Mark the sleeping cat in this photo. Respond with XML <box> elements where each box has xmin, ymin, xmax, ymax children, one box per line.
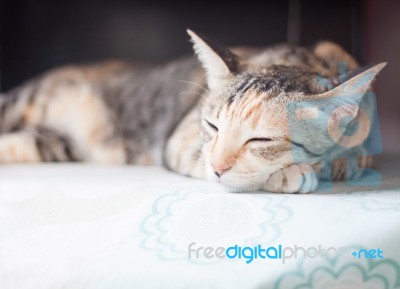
<box><xmin>0</xmin><ymin>30</ymin><xmax>385</xmax><ymax>193</ymax></box>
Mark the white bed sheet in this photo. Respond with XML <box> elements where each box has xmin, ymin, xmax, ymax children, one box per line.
<box><xmin>0</xmin><ymin>156</ymin><xmax>400</xmax><ymax>289</ymax></box>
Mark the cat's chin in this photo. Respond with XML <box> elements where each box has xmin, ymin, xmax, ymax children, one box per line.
<box><xmin>205</xmin><ymin>165</ymin><xmax>265</xmax><ymax>192</ymax></box>
<box><xmin>205</xmin><ymin>164</ymin><xmax>266</xmax><ymax>191</ymax></box>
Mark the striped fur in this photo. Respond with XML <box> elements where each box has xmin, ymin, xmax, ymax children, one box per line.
<box><xmin>0</xmin><ymin>31</ymin><xmax>385</xmax><ymax>193</ymax></box>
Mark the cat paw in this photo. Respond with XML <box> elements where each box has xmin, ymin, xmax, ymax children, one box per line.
<box><xmin>264</xmin><ymin>163</ymin><xmax>318</xmax><ymax>193</ymax></box>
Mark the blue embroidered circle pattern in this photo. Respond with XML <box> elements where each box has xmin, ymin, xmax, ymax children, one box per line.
<box><xmin>178</xmin><ymin>196</ymin><xmax>252</xmax><ymax>242</ymax></box>
<box><xmin>139</xmin><ymin>188</ymin><xmax>292</xmax><ymax>262</ymax></box>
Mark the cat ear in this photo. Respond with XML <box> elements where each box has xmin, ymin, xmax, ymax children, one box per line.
<box><xmin>187</xmin><ymin>29</ymin><xmax>241</xmax><ymax>91</ymax></box>
<box><xmin>310</xmin><ymin>62</ymin><xmax>387</xmax><ymax>122</ymax></box>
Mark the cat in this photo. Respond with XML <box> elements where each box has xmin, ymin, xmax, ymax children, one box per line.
<box><xmin>0</xmin><ymin>29</ymin><xmax>386</xmax><ymax>193</ymax></box>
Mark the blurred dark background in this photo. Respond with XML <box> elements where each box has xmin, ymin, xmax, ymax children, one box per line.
<box><xmin>1</xmin><ymin>0</ymin><xmax>399</xmax><ymax>153</ymax></box>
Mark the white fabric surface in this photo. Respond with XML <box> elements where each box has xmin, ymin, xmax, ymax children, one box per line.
<box><xmin>0</xmin><ymin>157</ymin><xmax>400</xmax><ymax>289</ymax></box>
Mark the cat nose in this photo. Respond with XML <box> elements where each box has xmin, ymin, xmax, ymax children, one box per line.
<box><xmin>211</xmin><ymin>163</ymin><xmax>232</xmax><ymax>177</ymax></box>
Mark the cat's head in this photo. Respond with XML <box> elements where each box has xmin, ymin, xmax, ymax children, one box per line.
<box><xmin>187</xmin><ymin>30</ymin><xmax>386</xmax><ymax>191</ymax></box>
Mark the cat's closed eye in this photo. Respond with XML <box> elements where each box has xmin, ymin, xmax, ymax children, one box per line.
<box><xmin>246</xmin><ymin>138</ymin><xmax>273</xmax><ymax>144</ymax></box>
<box><xmin>205</xmin><ymin>120</ymin><xmax>218</xmax><ymax>132</ymax></box>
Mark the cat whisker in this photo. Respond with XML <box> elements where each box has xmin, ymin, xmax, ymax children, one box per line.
<box><xmin>179</xmin><ymin>80</ymin><xmax>209</xmax><ymax>93</ymax></box>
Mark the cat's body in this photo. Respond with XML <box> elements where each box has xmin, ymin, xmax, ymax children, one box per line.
<box><xmin>0</xmin><ymin>57</ymin><xmax>203</xmax><ymax>165</ymax></box>
<box><xmin>0</xmin><ymin>30</ymin><xmax>385</xmax><ymax>193</ymax></box>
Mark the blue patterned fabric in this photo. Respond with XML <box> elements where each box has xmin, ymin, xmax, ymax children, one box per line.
<box><xmin>0</xmin><ymin>164</ymin><xmax>399</xmax><ymax>289</ymax></box>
